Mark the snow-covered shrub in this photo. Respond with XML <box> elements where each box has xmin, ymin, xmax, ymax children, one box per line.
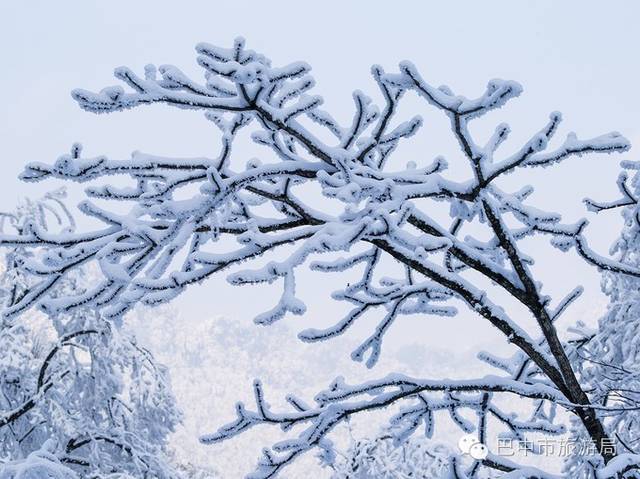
<box><xmin>0</xmin><ymin>440</ymin><xmax>77</xmax><ymax>479</ymax></box>
<box><xmin>329</xmin><ymin>433</ymin><xmax>456</xmax><ymax>478</ymax></box>
<box><xmin>0</xmin><ymin>192</ymin><xmax>181</xmax><ymax>478</ymax></box>
<box><xmin>564</xmin><ymin>166</ymin><xmax>640</xmax><ymax>479</ymax></box>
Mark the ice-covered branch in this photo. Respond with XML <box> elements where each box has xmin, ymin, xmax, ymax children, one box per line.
<box><xmin>2</xmin><ymin>38</ymin><xmax>634</xmax><ymax>477</ymax></box>
<box><xmin>202</xmin><ymin>374</ymin><xmax>565</xmax><ymax>478</ymax></box>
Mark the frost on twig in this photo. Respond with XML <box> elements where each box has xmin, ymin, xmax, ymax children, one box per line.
<box><xmin>0</xmin><ymin>194</ymin><xmax>181</xmax><ymax>478</ymax></box>
<box><xmin>2</xmin><ymin>38</ymin><xmax>634</xmax><ymax>478</ymax></box>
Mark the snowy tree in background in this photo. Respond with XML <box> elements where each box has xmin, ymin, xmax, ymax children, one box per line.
<box><xmin>562</xmin><ymin>165</ymin><xmax>640</xmax><ymax>478</ymax></box>
<box><xmin>132</xmin><ymin>306</ymin><xmax>441</xmax><ymax>477</ymax></box>
<box><xmin>328</xmin><ymin>432</ymin><xmax>458</xmax><ymax>478</ymax></box>
<box><xmin>0</xmin><ymin>440</ymin><xmax>78</xmax><ymax>479</ymax></box>
<box><xmin>0</xmin><ymin>192</ymin><xmax>181</xmax><ymax>478</ymax></box>
<box><xmin>2</xmin><ymin>38</ymin><xmax>639</xmax><ymax>478</ymax></box>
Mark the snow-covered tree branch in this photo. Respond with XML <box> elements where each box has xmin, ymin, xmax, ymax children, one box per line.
<box><xmin>0</xmin><ymin>192</ymin><xmax>181</xmax><ymax>478</ymax></box>
<box><xmin>2</xmin><ymin>38</ymin><xmax>637</xmax><ymax>478</ymax></box>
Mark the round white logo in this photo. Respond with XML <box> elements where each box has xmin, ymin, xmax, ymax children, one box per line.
<box><xmin>457</xmin><ymin>434</ymin><xmax>489</xmax><ymax>460</ymax></box>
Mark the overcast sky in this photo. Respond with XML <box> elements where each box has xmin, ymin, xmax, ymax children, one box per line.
<box><xmin>2</xmin><ymin>1</ymin><xmax>640</xmax><ymax>474</ymax></box>
<box><xmin>2</xmin><ymin>0</ymin><xmax>640</xmax><ymax>345</ymax></box>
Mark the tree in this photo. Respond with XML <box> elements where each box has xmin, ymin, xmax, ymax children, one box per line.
<box><xmin>1</xmin><ymin>38</ymin><xmax>638</xmax><ymax>478</ymax></box>
<box><xmin>131</xmin><ymin>306</ymin><xmax>425</xmax><ymax>477</ymax></box>
<box><xmin>562</xmin><ymin>166</ymin><xmax>640</xmax><ymax>478</ymax></box>
<box><xmin>0</xmin><ymin>440</ymin><xmax>78</xmax><ymax>479</ymax></box>
<box><xmin>328</xmin><ymin>431</ymin><xmax>458</xmax><ymax>479</ymax></box>
<box><xmin>0</xmin><ymin>192</ymin><xmax>181</xmax><ymax>478</ymax></box>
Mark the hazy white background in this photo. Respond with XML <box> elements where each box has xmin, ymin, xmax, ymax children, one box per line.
<box><xmin>1</xmin><ymin>1</ymin><xmax>639</xmax><ymax>476</ymax></box>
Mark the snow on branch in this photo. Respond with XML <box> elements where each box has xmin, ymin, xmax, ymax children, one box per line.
<box><xmin>1</xmin><ymin>38</ymin><xmax>634</xmax><ymax>477</ymax></box>
<box><xmin>201</xmin><ymin>374</ymin><xmax>565</xmax><ymax>479</ymax></box>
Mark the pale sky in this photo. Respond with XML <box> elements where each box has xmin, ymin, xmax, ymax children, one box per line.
<box><xmin>2</xmin><ymin>0</ymin><xmax>639</xmax><ymax>353</ymax></box>
<box><xmin>2</xmin><ymin>1</ymin><xmax>640</xmax><ymax>475</ymax></box>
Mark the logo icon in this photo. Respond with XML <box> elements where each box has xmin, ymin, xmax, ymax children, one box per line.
<box><xmin>457</xmin><ymin>434</ymin><xmax>489</xmax><ymax>460</ymax></box>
